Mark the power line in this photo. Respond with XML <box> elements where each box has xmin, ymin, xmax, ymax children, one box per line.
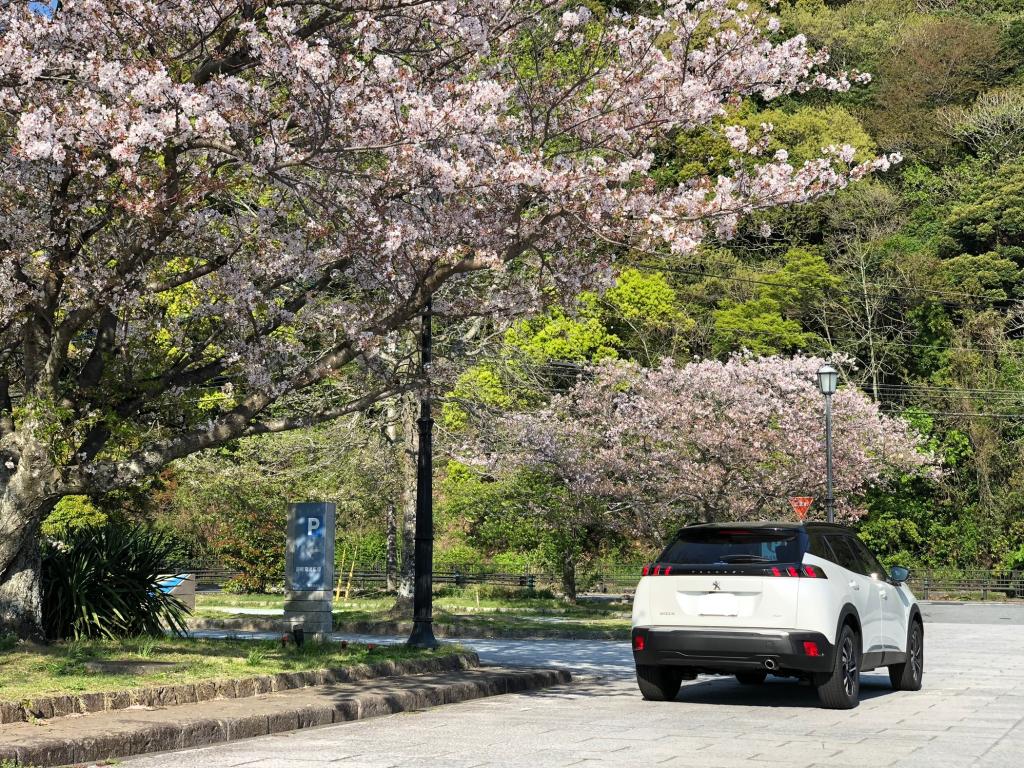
<box><xmin>447</xmin><ymin>359</ymin><xmax>1024</xmax><ymax>402</ymax></box>
<box><xmin>649</xmin><ymin>311</ymin><xmax>1021</xmax><ymax>356</ymax></box>
<box><xmin>877</xmin><ymin>383</ymin><xmax>1024</xmax><ymax>395</ymax></box>
<box><xmin>881</xmin><ymin>408</ymin><xmax>1024</xmax><ymax>420</ymax></box>
<box><xmin>631</xmin><ymin>257</ymin><xmax>1022</xmax><ymax>308</ymax></box>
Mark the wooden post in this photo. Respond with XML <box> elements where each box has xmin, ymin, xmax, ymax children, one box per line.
<box><xmin>344</xmin><ymin>559</ymin><xmax>355</xmax><ymax>601</ymax></box>
<box><xmin>334</xmin><ymin>544</ymin><xmax>348</xmax><ymax>601</ymax></box>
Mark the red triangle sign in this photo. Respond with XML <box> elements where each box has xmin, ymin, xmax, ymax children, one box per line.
<box><xmin>789</xmin><ymin>496</ymin><xmax>814</xmax><ymax>520</ymax></box>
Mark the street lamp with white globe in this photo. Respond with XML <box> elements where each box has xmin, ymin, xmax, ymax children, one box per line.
<box><xmin>816</xmin><ymin>364</ymin><xmax>839</xmax><ymax>524</ymax></box>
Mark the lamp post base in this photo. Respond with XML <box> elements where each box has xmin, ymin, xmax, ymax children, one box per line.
<box><xmin>406</xmin><ymin>619</ymin><xmax>439</xmax><ymax>649</ymax></box>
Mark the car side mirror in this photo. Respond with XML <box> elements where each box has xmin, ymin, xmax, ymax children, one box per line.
<box><xmin>889</xmin><ymin>566</ymin><xmax>910</xmax><ymax>584</ymax></box>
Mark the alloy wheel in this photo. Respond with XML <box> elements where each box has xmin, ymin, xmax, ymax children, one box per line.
<box><xmin>841</xmin><ymin>636</ymin><xmax>858</xmax><ymax>697</ymax></box>
<box><xmin>910</xmin><ymin>627</ymin><xmax>923</xmax><ymax>682</ymax></box>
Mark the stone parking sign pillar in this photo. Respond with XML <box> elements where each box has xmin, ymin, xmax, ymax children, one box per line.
<box><xmin>284</xmin><ymin>502</ymin><xmax>336</xmax><ymax>640</ymax></box>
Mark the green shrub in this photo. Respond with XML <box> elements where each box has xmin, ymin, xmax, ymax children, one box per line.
<box><xmin>41</xmin><ymin>525</ymin><xmax>190</xmax><ymax>640</ymax></box>
<box><xmin>336</xmin><ymin>530</ymin><xmax>387</xmax><ymax>567</ymax></box>
<box><xmin>223</xmin><ymin>575</ymin><xmax>284</xmax><ymax>594</ymax></box>
<box><xmin>474</xmin><ymin>585</ymin><xmax>554</xmax><ymax>600</ymax></box>
<box><xmin>490</xmin><ymin>550</ymin><xmax>542</xmax><ymax>572</ymax></box>
<box><xmin>212</xmin><ymin>501</ymin><xmax>286</xmax><ymax>594</ymax></box>
<box><xmin>434</xmin><ymin>542</ymin><xmax>485</xmax><ymax>568</ymax></box>
<box><xmin>999</xmin><ymin>543</ymin><xmax>1024</xmax><ymax>573</ymax></box>
<box><xmin>41</xmin><ymin>495</ymin><xmax>108</xmax><ymax>539</ymax></box>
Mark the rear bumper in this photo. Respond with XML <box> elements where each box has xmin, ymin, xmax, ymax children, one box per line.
<box><xmin>632</xmin><ymin>626</ymin><xmax>833</xmax><ymax>675</ymax></box>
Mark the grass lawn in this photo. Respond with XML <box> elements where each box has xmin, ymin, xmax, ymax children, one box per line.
<box><xmin>196</xmin><ymin>593</ymin><xmax>290</xmax><ymax>609</ymax></box>
<box><xmin>415</xmin><ymin>611</ymin><xmax>631</xmax><ymax>637</ymax></box>
<box><xmin>194</xmin><ymin>589</ymin><xmax>634</xmax><ymax>637</ymax></box>
<box><xmin>198</xmin><ymin>589</ymin><xmax>633</xmax><ymax>616</ymax></box>
<box><xmin>0</xmin><ymin>635</ymin><xmax>460</xmax><ymax>702</ymax></box>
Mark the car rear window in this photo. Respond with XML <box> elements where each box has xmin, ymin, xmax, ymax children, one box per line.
<box><xmin>659</xmin><ymin>528</ymin><xmax>806</xmax><ymax>565</ymax></box>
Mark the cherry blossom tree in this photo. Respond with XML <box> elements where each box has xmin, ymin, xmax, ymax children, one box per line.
<box><xmin>0</xmin><ymin>0</ymin><xmax>897</xmax><ymax>635</ymax></box>
<box><xmin>504</xmin><ymin>356</ymin><xmax>936</xmax><ymax>541</ymax></box>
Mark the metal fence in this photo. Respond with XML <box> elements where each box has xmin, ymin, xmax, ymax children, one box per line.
<box><xmin>169</xmin><ymin>562</ymin><xmax>1024</xmax><ymax>600</ymax></box>
<box><xmin>909</xmin><ymin>569</ymin><xmax>1024</xmax><ymax>600</ymax></box>
<box><xmin>171</xmin><ymin>561</ymin><xmax>645</xmax><ymax>594</ymax></box>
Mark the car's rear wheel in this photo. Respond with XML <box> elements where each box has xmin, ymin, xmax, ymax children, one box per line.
<box><xmin>735</xmin><ymin>671</ymin><xmax>768</xmax><ymax>685</ymax></box>
<box><xmin>814</xmin><ymin>625</ymin><xmax>861</xmax><ymax>709</ymax></box>
<box><xmin>635</xmin><ymin>664</ymin><xmax>684</xmax><ymax>701</ymax></box>
<box><xmin>888</xmin><ymin>620</ymin><xmax>924</xmax><ymax>691</ymax></box>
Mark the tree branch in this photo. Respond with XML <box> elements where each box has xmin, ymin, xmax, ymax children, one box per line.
<box><xmin>241</xmin><ymin>384</ymin><xmax>410</xmax><ymax>437</ymax></box>
<box><xmin>76</xmin><ymin>310</ymin><xmax>117</xmax><ymax>391</ymax></box>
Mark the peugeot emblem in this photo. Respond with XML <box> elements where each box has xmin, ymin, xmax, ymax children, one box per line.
<box><xmin>712</xmin><ymin>581</ymin><xmax>721</xmax><ymax>591</ymax></box>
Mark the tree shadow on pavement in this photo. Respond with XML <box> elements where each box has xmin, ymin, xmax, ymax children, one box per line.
<box><xmin>515</xmin><ymin>669</ymin><xmax>900</xmax><ymax>709</ymax></box>
<box><xmin>668</xmin><ymin>672</ymin><xmax>897</xmax><ymax>708</ymax></box>
<box><xmin>464</xmin><ymin>637</ymin><xmax>635</xmax><ymax>678</ymax></box>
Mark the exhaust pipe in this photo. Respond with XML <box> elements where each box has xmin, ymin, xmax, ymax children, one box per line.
<box><xmin>763</xmin><ymin>658</ymin><xmax>778</xmax><ymax>671</ymax></box>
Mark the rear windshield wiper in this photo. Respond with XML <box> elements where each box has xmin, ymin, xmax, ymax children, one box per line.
<box><xmin>718</xmin><ymin>554</ymin><xmax>771</xmax><ymax>563</ymax></box>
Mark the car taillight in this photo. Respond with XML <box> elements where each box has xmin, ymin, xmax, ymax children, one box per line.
<box><xmin>641</xmin><ymin>563</ymin><xmax>677</xmax><ymax>577</ymax></box>
<box><xmin>633</xmin><ymin>634</ymin><xmax>645</xmax><ymax>651</ymax></box>
<box><xmin>803</xmin><ymin>641</ymin><xmax>820</xmax><ymax>657</ymax></box>
<box><xmin>766</xmin><ymin>565</ymin><xmax>827</xmax><ymax>578</ymax></box>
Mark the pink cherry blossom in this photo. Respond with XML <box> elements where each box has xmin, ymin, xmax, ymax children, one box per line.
<box><xmin>501</xmin><ymin>356</ymin><xmax>936</xmax><ymax>540</ymax></box>
<box><xmin>0</xmin><ymin>0</ymin><xmax>898</xmax><ymax>633</ymax></box>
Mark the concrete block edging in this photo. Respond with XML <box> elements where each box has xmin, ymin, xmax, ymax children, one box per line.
<box><xmin>0</xmin><ymin>650</ymin><xmax>480</xmax><ymax>725</ymax></box>
<box><xmin>0</xmin><ymin>666</ymin><xmax>571</xmax><ymax>767</ymax></box>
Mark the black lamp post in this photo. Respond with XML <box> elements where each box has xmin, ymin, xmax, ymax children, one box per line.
<box><xmin>407</xmin><ymin>298</ymin><xmax>439</xmax><ymax>649</ymax></box>
<box><xmin>816</xmin><ymin>364</ymin><xmax>838</xmax><ymax>525</ymax></box>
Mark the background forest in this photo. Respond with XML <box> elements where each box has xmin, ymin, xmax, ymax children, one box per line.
<box><xmin>47</xmin><ymin>0</ymin><xmax>1024</xmax><ymax>594</ymax></box>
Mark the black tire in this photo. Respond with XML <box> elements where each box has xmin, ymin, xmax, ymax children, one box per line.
<box><xmin>735</xmin><ymin>671</ymin><xmax>768</xmax><ymax>685</ymax></box>
<box><xmin>814</xmin><ymin>625</ymin><xmax>861</xmax><ymax>709</ymax></box>
<box><xmin>636</xmin><ymin>664</ymin><xmax>684</xmax><ymax>701</ymax></box>
<box><xmin>888</xmin><ymin>620</ymin><xmax>924</xmax><ymax>691</ymax></box>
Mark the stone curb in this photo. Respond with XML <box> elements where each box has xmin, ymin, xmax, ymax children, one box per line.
<box><xmin>0</xmin><ymin>666</ymin><xmax>571</xmax><ymax>767</ymax></box>
<box><xmin>189</xmin><ymin>616</ymin><xmax>631</xmax><ymax>641</ymax></box>
<box><xmin>0</xmin><ymin>651</ymin><xmax>479</xmax><ymax>725</ymax></box>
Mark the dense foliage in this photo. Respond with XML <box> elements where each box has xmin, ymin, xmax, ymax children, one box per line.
<box><xmin>41</xmin><ymin>526</ymin><xmax>189</xmax><ymax>640</ymax></box>
<box><xmin>438</xmin><ymin>0</ymin><xmax>1024</xmax><ymax>578</ymax></box>
<box><xmin>9</xmin><ymin>0</ymin><xmax>1024</xmax><ymax>611</ymax></box>
<box><xmin>165</xmin><ymin>421</ymin><xmax>398</xmax><ymax>592</ymax></box>
<box><xmin>0</xmin><ymin>0</ymin><xmax>892</xmax><ymax>633</ymax></box>
<box><xmin>500</xmin><ymin>356</ymin><xmax>934</xmax><ymax>533</ymax></box>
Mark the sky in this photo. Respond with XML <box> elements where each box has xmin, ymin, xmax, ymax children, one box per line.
<box><xmin>28</xmin><ymin>0</ymin><xmax>57</xmax><ymax>18</ymax></box>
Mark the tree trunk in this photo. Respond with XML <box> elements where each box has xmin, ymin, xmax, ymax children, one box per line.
<box><xmin>385</xmin><ymin>502</ymin><xmax>398</xmax><ymax>593</ymax></box>
<box><xmin>383</xmin><ymin>395</ymin><xmax>417</xmax><ymax>611</ymax></box>
<box><xmin>561</xmin><ymin>548</ymin><xmax>577</xmax><ymax>604</ymax></box>
<box><xmin>0</xmin><ymin>527</ymin><xmax>44</xmax><ymax>639</ymax></box>
<box><xmin>397</xmin><ymin>394</ymin><xmax>418</xmax><ymax>601</ymax></box>
<box><xmin>0</xmin><ymin>447</ymin><xmax>56</xmax><ymax>639</ymax></box>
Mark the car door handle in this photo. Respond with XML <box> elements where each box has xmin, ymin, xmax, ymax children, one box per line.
<box><xmin>848</xmin><ymin>581</ymin><xmax>860</xmax><ymax>591</ymax></box>
<box><xmin>880</xmin><ymin>590</ymin><xmax>889</xmax><ymax>599</ymax></box>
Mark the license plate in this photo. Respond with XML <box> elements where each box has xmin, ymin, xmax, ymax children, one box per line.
<box><xmin>698</xmin><ymin>592</ymin><xmax>739</xmax><ymax>616</ymax></box>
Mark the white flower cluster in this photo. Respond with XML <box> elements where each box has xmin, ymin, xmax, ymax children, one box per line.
<box><xmin>0</xmin><ymin>0</ymin><xmax>889</xmax><ymax>500</ymax></box>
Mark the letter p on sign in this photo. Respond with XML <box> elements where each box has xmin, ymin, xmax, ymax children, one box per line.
<box><xmin>307</xmin><ymin>516</ymin><xmax>321</xmax><ymax>537</ymax></box>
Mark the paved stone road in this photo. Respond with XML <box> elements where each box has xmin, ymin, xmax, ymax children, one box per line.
<box><xmin>124</xmin><ymin>612</ymin><xmax>1023</xmax><ymax>768</ymax></box>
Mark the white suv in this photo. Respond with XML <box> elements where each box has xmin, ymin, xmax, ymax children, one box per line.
<box><xmin>631</xmin><ymin>522</ymin><xmax>923</xmax><ymax>709</ymax></box>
